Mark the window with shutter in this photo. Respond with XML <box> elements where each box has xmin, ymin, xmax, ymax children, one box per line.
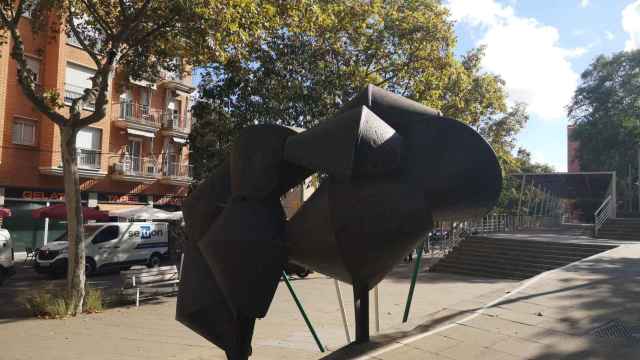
<box><xmin>64</xmin><ymin>62</ymin><xmax>96</xmax><ymax>110</ymax></box>
<box><xmin>12</xmin><ymin>119</ymin><xmax>36</xmax><ymax>146</ymax></box>
<box><xmin>25</xmin><ymin>57</ymin><xmax>41</xmax><ymax>83</ymax></box>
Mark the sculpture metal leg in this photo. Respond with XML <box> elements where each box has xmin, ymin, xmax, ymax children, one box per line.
<box><xmin>353</xmin><ymin>282</ymin><xmax>370</xmax><ymax>343</ymax></box>
<box><xmin>224</xmin><ymin>317</ymin><xmax>255</xmax><ymax>360</ymax></box>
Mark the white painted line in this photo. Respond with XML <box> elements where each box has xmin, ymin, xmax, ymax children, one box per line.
<box><xmin>355</xmin><ymin>246</ymin><xmax>620</xmax><ymax>360</ymax></box>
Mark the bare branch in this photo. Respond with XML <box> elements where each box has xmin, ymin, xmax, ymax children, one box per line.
<box><xmin>67</xmin><ymin>9</ymin><xmax>101</xmax><ymax>67</ymax></box>
<box><xmin>78</xmin><ymin>0</ymin><xmax>114</xmax><ymax>37</ymax></box>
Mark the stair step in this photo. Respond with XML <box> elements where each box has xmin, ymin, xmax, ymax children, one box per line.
<box><xmin>431</xmin><ymin>262</ymin><xmax>536</xmax><ymax>280</ymax></box>
<box><xmin>469</xmin><ymin>237</ymin><xmax>613</xmax><ymax>251</ymax></box>
<box><xmin>434</xmin><ymin>259</ymin><xmax>558</xmax><ymax>274</ymax></box>
<box><xmin>448</xmin><ymin>245</ymin><xmax>589</xmax><ymax>258</ymax></box>
<box><xmin>457</xmin><ymin>244</ymin><xmax>610</xmax><ymax>257</ymax></box>
<box><xmin>441</xmin><ymin>253</ymin><xmax>576</xmax><ymax>268</ymax></box>
<box><xmin>430</xmin><ymin>236</ymin><xmax>614</xmax><ymax>280</ymax></box>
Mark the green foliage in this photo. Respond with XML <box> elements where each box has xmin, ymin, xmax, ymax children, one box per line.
<box><xmin>22</xmin><ymin>287</ymin><xmax>69</xmax><ymax>318</ymax></box>
<box><xmin>84</xmin><ymin>287</ymin><xmax>103</xmax><ymax>313</ymax></box>
<box><xmin>21</xmin><ymin>285</ymin><xmax>103</xmax><ymax>318</ymax></box>
<box><xmin>568</xmin><ymin>50</ymin><xmax>640</xmax><ymax>174</ymax></box>
<box><xmin>191</xmin><ymin>1</ymin><xmax>528</xmax><ymax>181</ymax></box>
<box><xmin>494</xmin><ymin>148</ymin><xmax>554</xmax><ymax>214</ymax></box>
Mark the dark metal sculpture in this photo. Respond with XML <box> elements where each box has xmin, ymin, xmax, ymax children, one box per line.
<box><xmin>177</xmin><ymin>85</ymin><xmax>502</xmax><ymax>360</ymax></box>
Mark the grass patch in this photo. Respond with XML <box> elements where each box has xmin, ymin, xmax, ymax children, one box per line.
<box><xmin>21</xmin><ymin>286</ymin><xmax>104</xmax><ymax>318</ymax></box>
<box><xmin>84</xmin><ymin>287</ymin><xmax>103</xmax><ymax>313</ymax></box>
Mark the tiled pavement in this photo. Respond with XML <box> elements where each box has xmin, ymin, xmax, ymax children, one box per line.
<box><xmin>2</xmin><ymin>241</ymin><xmax>640</xmax><ymax>359</ymax></box>
<box><xmin>347</xmin><ymin>243</ymin><xmax>640</xmax><ymax>360</ymax></box>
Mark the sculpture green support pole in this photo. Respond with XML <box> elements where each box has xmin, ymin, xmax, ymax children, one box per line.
<box><xmin>402</xmin><ymin>242</ymin><xmax>425</xmax><ymax>323</ymax></box>
<box><xmin>282</xmin><ymin>271</ymin><xmax>325</xmax><ymax>352</ymax></box>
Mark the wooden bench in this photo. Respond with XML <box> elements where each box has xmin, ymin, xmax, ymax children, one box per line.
<box><xmin>120</xmin><ymin>265</ymin><xmax>180</xmax><ymax>307</ymax></box>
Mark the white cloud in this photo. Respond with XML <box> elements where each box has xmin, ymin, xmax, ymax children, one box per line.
<box><xmin>580</xmin><ymin>0</ymin><xmax>590</xmax><ymax>8</ymax></box>
<box><xmin>605</xmin><ymin>30</ymin><xmax>615</xmax><ymax>40</ymax></box>
<box><xmin>622</xmin><ymin>1</ymin><xmax>640</xmax><ymax>51</ymax></box>
<box><xmin>447</xmin><ymin>0</ymin><xmax>581</xmax><ymax>121</ymax></box>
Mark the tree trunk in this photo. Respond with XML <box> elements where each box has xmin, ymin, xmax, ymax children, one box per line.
<box><xmin>60</xmin><ymin>125</ymin><xmax>85</xmax><ymax>315</ymax></box>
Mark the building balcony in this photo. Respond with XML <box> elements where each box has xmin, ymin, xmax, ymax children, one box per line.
<box><xmin>158</xmin><ymin>70</ymin><xmax>196</xmax><ymax>94</ymax></box>
<box><xmin>160</xmin><ymin>112</ymin><xmax>191</xmax><ymax>138</ymax></box>
<box><xmin>39</xmin><ymin>149</ymin><xmax>106</xmax><ymax>179</ymax></box>
<box><xmin>160</xmin><ymin>157</ymin><xmax>192</xmax><ymax>185</ymax></box>
<box><xmin>110</xmin><ymin>155</ymin><xmax>160</xmax><ymax>184</ymax></box>
<box><xmin>112</xmin><ymin>102</ymin><xmax>162</xmax><ymax>135</ymax></box>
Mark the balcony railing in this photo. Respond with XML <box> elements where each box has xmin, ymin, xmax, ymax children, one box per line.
<box><xmin>161</xmin><ymin>112</ymin><xmax>191</xmax><ymax>134</ymax></box>
<box><xmin>64</xmin><ymin>83</ymin><xmax>95</xmax><ymax>111</ymax></box>
<box><xmin>160</xmin><ymin>69</ymin><xmax>182</xmax><ymax>82</ymax></box>
<box><xmin>162</xmin><ymin>156</ymin><xmax>192</xmax><ymax>180</ymax></box>
<box><xmin>114</xmin><ymin>102</ymin><xmax>162</xmax><ymax>128</ymax></box>
<box><xmin>78</xmin><ymin>149</ymin><xmax>101</xmax><ymax>170</ymax></box>
<box><xmin>111</xmin><ymin>155</ymin><xmax>160</xmax><ymax>178</ymax></box>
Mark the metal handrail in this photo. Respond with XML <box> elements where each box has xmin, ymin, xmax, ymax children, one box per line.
<box><xmin>63</xmin><ymin>83</ymin><xmax>95</xmax><ymax>110</ymax></box>
<box><xmin>594</xmin><ymin>195</ymin><xmax>613</xmax><ymax>236</ymax></box>
<box><xmin>161</xmin><ymin>155</ymin><xmax>192</xmax><ymax>179</ymax></box>
<box><xmin>111</xmin><ymin>155</ymin><xmax>160</xmax><ymax>178</ymax></box>
<box><xmin>77</xmin><ymin>148</ymin><xmax>101</xmax><ymax>169</ymax></box>
<box><xmin>114</xmin><ymin>102</ymin><xmax>162</xmax><ymax>128</ymax></box>
<box><xmin>161</xmin><ymin>111</ymin><xmax>191</xmax><ymax>133</ymax></box>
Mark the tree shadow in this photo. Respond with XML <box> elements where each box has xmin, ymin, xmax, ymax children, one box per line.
<box><xmin>321</xmin><ymin>249</ymin><xmax>640</xmax><ymax>359</ymax></box>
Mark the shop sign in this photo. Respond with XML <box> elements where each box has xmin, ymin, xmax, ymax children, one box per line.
<box><xmin>22</xmin><ymin>190</ymin><xmax>65</xmax><ymax>201</ymax></box>
<box><xmin>99</xmin><ymin>193</ymin><xmax>144</xmax><ymax>204</ymax></box>
<box><xmin>4</xmin><ymin>187</ymin><xmax>89</xmax><ymax>201</ymax></box>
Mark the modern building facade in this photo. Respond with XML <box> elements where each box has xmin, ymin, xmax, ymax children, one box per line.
<box><xmin>0</xmin><ymin>16</ymin><xmax>195</xmax><ymax>251</ymax></box>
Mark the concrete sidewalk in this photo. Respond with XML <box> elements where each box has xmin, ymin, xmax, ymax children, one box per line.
<box><xmin>333</xmin><ymin>243</ymin><xmax>640</xmax><ymax>360</ymax></box>
<box><xmin>0</xmin><ymin>260</ymin><xmax>516</xmax><ymax>360</ymax></box>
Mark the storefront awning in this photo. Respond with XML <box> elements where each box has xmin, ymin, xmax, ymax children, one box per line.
<box><xmin>172</xmin><ymin>137</ymin><xmax>187</xmax><ymax>144</ymax></box>
<box><xmin>127</xmin><ymin>128</ymin><xmax>155</xmax><ymax>138</ymax></box>
<box><xmin>98</xmin><ymin>204</ymin><xmax>145</xmax><ymax>213</ymax></box>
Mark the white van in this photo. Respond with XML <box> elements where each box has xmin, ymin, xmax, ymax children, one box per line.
<box><xmin>0</xmin><ymin>229</ymin><xmax>15</xmax><ymax>285</ymax></box>
<box><xmin>35</xmin><ymin>222</ymin><xmax>168</xmax><ymax>277</ymax></box>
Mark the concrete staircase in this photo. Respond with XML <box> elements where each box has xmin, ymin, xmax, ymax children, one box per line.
<box><xmin>429</xmin><ymin>236</ymin><xmax>615</xmax><ymax>280</ymax></box>
<box><xmin>596</xmin><ymin>218</ymin><xmax>640</xmax><ymax>241</ymax></box>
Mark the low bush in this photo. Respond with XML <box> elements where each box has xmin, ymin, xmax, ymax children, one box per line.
<box><xmin>84</xmin><ymin>287</ymin><xmax>103</xmax><ymax>313</ymax></box>
<box><xmin>21</xmin><ymin>286</ymin><xmax>104</xmax><ymax>318</ymax></box>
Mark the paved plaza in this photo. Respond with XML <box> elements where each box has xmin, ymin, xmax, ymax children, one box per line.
<box><xmin>2</xmin><ymin>240</ymin><xmax>640</xmax><ymax>359</ymax></box>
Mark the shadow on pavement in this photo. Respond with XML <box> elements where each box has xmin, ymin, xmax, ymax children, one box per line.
<box><xmin>323</xmin><ymin>250</ymin><xmax>640</xmax><ymax>359</ymax></box>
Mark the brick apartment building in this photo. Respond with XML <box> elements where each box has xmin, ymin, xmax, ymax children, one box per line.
<box><xmin>567</xmin><ymin>125</ymin><xmax>581</xmax><ymax>172</ymax></box>
<box><xmin>0</xmin><ymin>16</ymin><xmax>194</xmax><ymax>251</ymax></box>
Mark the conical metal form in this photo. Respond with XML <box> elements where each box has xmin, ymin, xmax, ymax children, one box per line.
<box><xmin>284</xmin><ymin>106</ymin><xmax>404</xmax><ymax>181</ymax></box>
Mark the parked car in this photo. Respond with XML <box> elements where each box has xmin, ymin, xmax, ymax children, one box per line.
<box><xmin>0</xmin><ymin>228</ymin><xmax>15</xmax><ymax>285</ymax></box>
<box><xmin>35</xmin><ymin>222</ymin><xmax>168</xmax><ymax>278</ymax></box>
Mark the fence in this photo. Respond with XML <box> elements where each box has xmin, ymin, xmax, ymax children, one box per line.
<box><xmin>423</xmin><ymin>214</ymin><xmax>562</xmax><ymax>255</ymax></box>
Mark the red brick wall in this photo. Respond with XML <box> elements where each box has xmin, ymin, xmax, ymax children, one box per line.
<box><xmin>0</xmin><ymin>18</ymin><xmax>191</xmax><ymax>201</ymax></box>
<box><xmin>567</xmin><ymin>125</ymin><xmax>580</xmax><ymax>172</ymax></box>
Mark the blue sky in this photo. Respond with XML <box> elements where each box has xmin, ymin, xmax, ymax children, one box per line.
<box><xmin>447</xmin><ymin>0</ymin><xmax>640</xmax><ymax>171</ymax></box>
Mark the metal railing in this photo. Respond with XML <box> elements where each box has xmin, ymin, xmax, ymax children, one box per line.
<box><xmin>161</xmin><ymin>112</ymin><xmax>191</xmax><ymax>133</ymax></box>
<box><xmin>425</xmin><ymin>214</ymin><xmax>563</xmax><ymax>255</ymax></box>
<box><xmin>160</xmin><ymin>69</ymin><xmax>183</xmax><ymax>82</ymax></box>
<box><xmin>64</xmin><ymin>83</ymin><xmax>95</xmax><ymax>111</ymax></box>
<box><xmin>161</xmin><ymin>156</ymin><xmax>192</xmax><ymax>179</ymax></box>
<box><xmin>594</xmin><ymin>195</ymin><xmax>614</xmax><ymax>236</ymax></box>
<box><xmin>114</xmin><ymin>102</ymin><xmax>162</xmax><ymax>128</ymax></box>
<box><xmin>77</xmin><ymin>148</ymin><xmax>101</xmax><ymax>169</ymax></box>
<box><xmin>111</xmin><ymin>155</ymin><xmax>160</xmax><ymax>178</ymax></box>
